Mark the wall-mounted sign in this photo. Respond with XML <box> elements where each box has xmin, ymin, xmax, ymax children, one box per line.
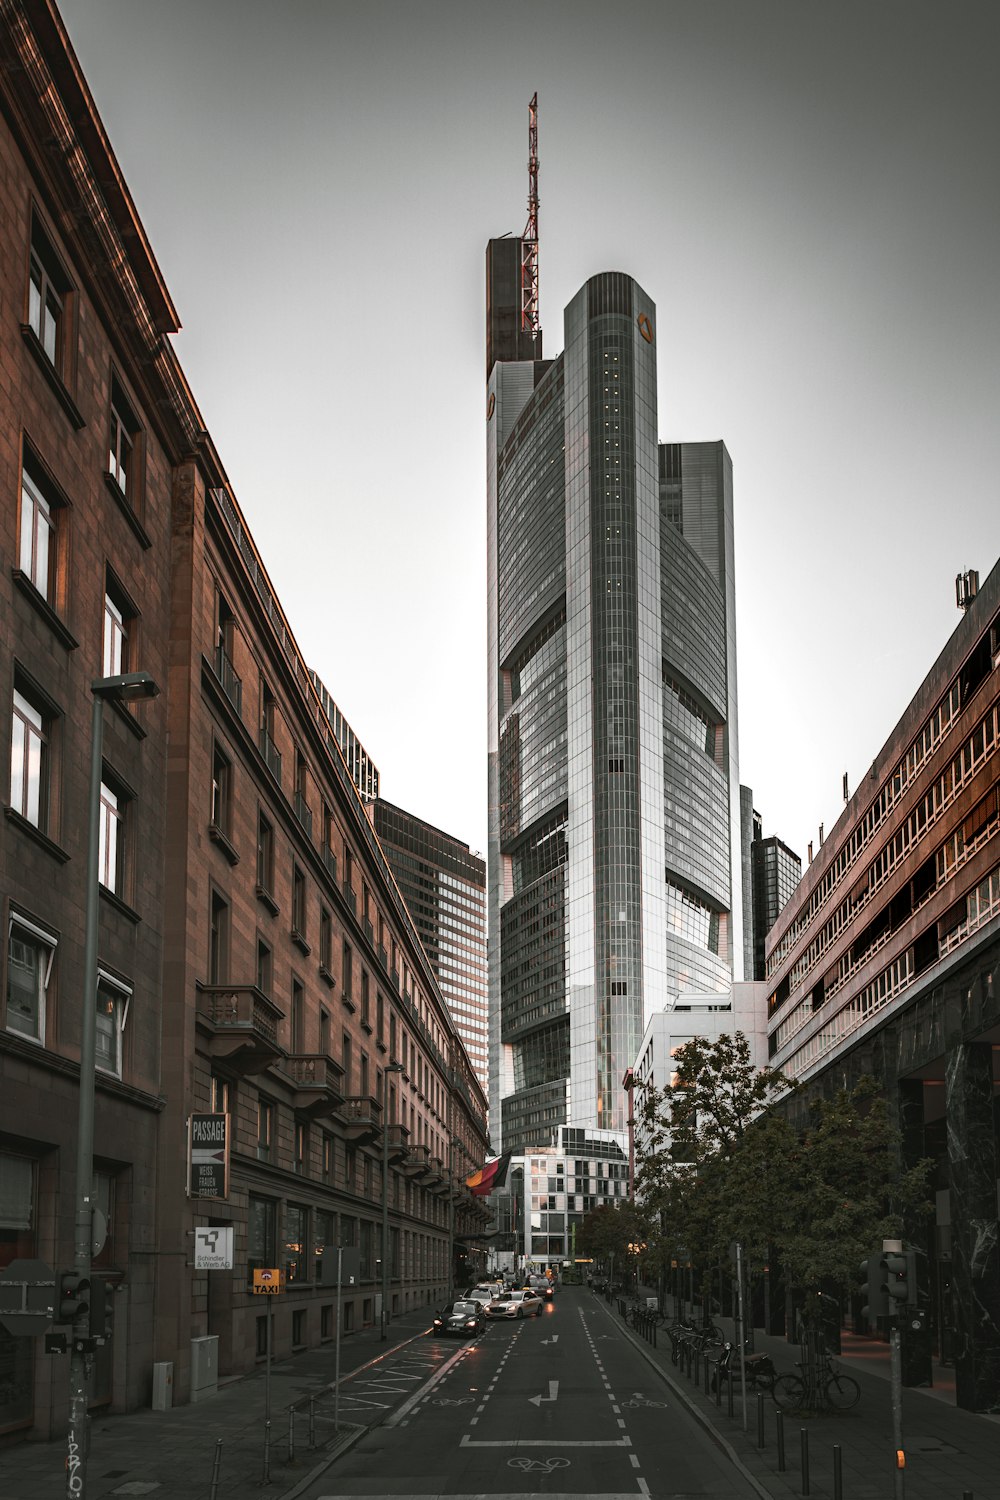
<box><xmin>637</xmin><ymin>313</ymin><xmax>653</xmax><ymax>344</ymax></box>
<box><xmin>253</xmin><ymin>1267</ymin><xmax>284</xmax><ymax>1295</ymax></box>
<box><xmin>187</xmin><ymin>1113</ymin><xmax>230</xmax><ymax>1199</ymax></box>
<box><xmin>194</xmin><ymin>1227</ymin><xmax>234</xmax><ymax>1270</ymax></box>
<box><xmin>487</xmin><ymin>391</ymin><xmax>496</xmax><ymax>419</ymax></box>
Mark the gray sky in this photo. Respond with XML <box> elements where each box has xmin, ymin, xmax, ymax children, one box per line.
<box><xmin>67</xmin><ymin>0</ymin><xmax>1000</xmax><ymax>871</ymax></box>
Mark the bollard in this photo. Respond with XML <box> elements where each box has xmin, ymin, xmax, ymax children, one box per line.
<box><xmin>309</xmin><ymin>1395</ymin><xmax>316</xmax><ymax>1450</ymax></box>
<box><xmin>209</xmin><ymin>1438</ymin><xmax>223</xmax><ymax>1500</ymax></box>
<box><xmin>833</xmin><ymin>1444</ymin><xmax>842</xmax><ymax>1500</ymax></box>
<box><xmin>694</xmin><ymin>1348</ymin><xmax>700</xmax><ymax>1385</ymax></box>
<box><xmin>704</xmin><ymin>1354</ymin><xmax>710</xmax><ymax>1395</ymax></box>
<box><xmin>262</xmin><ymin>1419</ymin><xmax>271</xmax><ymax>1484</ymax></box>
<box><xmin>727</xmin><ymin>1371</ymin><xmax>734</xmax><ymax>1418</ymax></box>
<box><xmin>776</xmin><ymin>1409</ymin><xmax>786</xmax><ymax>1472</ymax></box>
<box><xmin>800</xmin><ymin>1428</ymin><xmax>810</xmax><ymax>1496</ymax></box>
<box><xmin>756</xmin><ymin>1392</ymin><xmax>765</xmax><ymax>1448</ymax></box>
<box><xmin>715</xmin><ymin>1365</ymin><xmax>722</xmax><ymax>1407</ymax></box>
<box><xmin>288</xmin><ymin>1406</ymin><xmax>295</xmax><ymax>1465</ymax></box>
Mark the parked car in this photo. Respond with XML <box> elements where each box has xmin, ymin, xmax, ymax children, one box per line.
<box><xmin>431</xmin><ymin>1299</ymin><xmax>486</xmax><ymax>1337</ymax></box>
<box><xmin>487</xmin><ymin>1289</ymin><xmax>543</xmax><ymax>1320</ymax></box>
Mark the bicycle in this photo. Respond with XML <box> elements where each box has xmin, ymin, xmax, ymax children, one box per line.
<box><xmin>772</xmin><ymin>1351</ymin><xmax>861</xmax><ymax>1413</ymax></box>
<box><xmin>710</xmin><ymin>1341</ymin><xmax>777</xmax><ymax>1395</ymax></box>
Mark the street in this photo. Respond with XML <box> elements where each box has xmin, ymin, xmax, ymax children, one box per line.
<box><xmin>305</xmin><ymin>1288</ymin><xmax>760</xmax><ymax>1499</ymax></box>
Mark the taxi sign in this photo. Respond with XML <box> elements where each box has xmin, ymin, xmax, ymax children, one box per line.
<box><xmin>253</xmin><ymin>1267</ymin><xmax>284</xmax><ymax>1295</ymax></box>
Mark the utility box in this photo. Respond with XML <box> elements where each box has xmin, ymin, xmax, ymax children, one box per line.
<box><xmin>151</xmin><ymin>1361</ymin><xmax>173</xmax><ymax>1411</ymax></box>
<box><xmin>190</xmin><ymin>1335</ymin><xmax>219</xmax><ymax>1403</ymax></box>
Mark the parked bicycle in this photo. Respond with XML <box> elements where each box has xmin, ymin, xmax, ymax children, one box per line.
<box><xmin>772</xmin><ymin>1350</ymin><xmax>861</xmax><ymax>1413</ymax></box>
<box><xmin>665</xmin><ymin>1319</ymin><xmax>724</xmax><ymax>1365</ymax></box>
<box><xmin>710</xmin><ymin>1341</ymin><xmax>777</xmax><ymax>1394</ymax></box>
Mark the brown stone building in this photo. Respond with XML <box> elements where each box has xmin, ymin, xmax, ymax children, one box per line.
<box><xmin>0</xmin><ymin>0</ymin><xmax>488</xmax><ymax>1441</ymax></box>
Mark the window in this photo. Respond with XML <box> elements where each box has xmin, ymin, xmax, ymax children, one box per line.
<box><xmin>10</xmin><ymin>684</ymin><xmax>50</xmax><ymax>830</ymax></box>
<box><xmin>256</xmin><ymin>811</ymin><xmax>274</xmax><ymax>896</ymax></box>
<box><xmin>292</xmin><ymin>1309</ymin><xmax>306</xmax><ymax>1346</ymax></box>
<box><xmin>259</xmin><ymin>679</ymin><xmax>280</xmax><ymax>781</ymax></box>
<box><xmin>320</xmin><ymin>1006</ymin><xmax>330</xmax><ymax>1058</ymax></box>
<box><xmin>210</xmin><ymin>1075</ymin><xmax>231</xmax><ymax>1115</ymax></box>
<box><xmin>6</xmin><ymin>914</ymin><xmax>56</xmax><ymax>1043</ymax></box>
<box><xmin>214</xmin><ymin>592</ymin><xmax>241</xmax><ymax>711</ymax></box>
<box><xmin>18</xmin><ymin>461</ymin><xmax>59</xmax><ymax>603</ymax></box>
<box><xmin>293</xmin><ymin>1120</ymin><xmax>307</xmax><ymax>1175</ymax></box>
<box><xmin>27</xmin><ymin>215</ymin><xmax>70</xmax><ymax>373</ymax></box>
<box><xmin>257</xmin><ymin>1097</ymin><xmax>273</xmax><ymax>1161</ymax></box>
<box><xmin>256</xmin><ymin>938</ymin><xmax>272</xmax><ymax>997</ymax></box>
<box><xmin>103</xmin><ymin>587</ymin><xmax>129</xmax><ymax>678</ymax></box>
<box><xmin>342</xmin><ymin>1032</ymin><xmax>352</xmax><ymax>1094</ymax></box>
<box><xmin>95</xmin><ymin>972</ymin><xmax>130</xmax><ymax>1077</ymax></box>
<box><xmin>360</xmin><ymin>1052</ymin><xmax>369</xmax><ymax>1099</ymax></box>
<box><xmin>211</xmin><ymin>743</ymin><xmax>232</xmax><ymax>838</ymax></box>
<box><xmin>319</xmin><ymin>906</ymin><xmax>332</xmax><ymax>973</ymax></box>
<box><xmin>290</xmin><ymin>979</ymin><xmax>304</xmax><ymax>1053</ymax></box>
<box><xmin>209</xmin><ymin>891</ymin><xmax>229</xmax><ymax>984</ymax></box>
<box><xmin>98</xmin><ymin>773</ymin><xmax>128</xmax><ymax>897</ymax></box>
<box><xmin>107</xmin><ymin>374</ymin><xmax>141</xmax><ymax>508</ymax></box>
<box><xmin>361</xmin><ymin>970</ymin><xmax>370</xmax><ymax>1027</ymax></box>
<box><xmin>322</xmin><ymin>1134</ymin><xmax>334</xmax><ymax>1184</ymax></box>
<box><xmin>248</xmin><ymin>1194</ymin><xmax>277</xmax><ymax>1275</ymax></box>
<box><xmin>342</xmin><ymin>941</ymin><xmax>353</xmax><ymax>1006</ymax></box>
<box><xmin>292</xmin><ymin>865</ymin><xmax>307</xmax><ymax>939</ymax></box>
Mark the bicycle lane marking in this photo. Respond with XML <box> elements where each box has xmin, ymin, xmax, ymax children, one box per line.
<box><xmin>385</xmin><ymin>1330</ymin><xmax>503</xmax><ymax>1428</ymax></box>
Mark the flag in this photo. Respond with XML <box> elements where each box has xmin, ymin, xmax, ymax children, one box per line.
<box><xmin>465</xmin><ymin>1152</ymin><xmax>511</xmax><ymax>1197</ymax></box>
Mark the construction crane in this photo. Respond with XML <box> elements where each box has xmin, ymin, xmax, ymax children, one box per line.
<box><xmin>521</xmin><ymin>92</ymin><xmax>540</xmax><ymax>336</ymax></box>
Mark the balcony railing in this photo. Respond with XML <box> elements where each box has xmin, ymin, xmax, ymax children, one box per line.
<box><xmin>282</xmin><ymin>1053</ymin><xmax>346</xmax><ymax>1117</ymax></box>
<box><xmin>259</xmin><ymin>728</ymin><xmax>282</xmax><ymax>783</ymax></box>
<box><xmin>213</xmin><ymin>645</ymin><xmax>242</xmax><ymax>714</ymax></box>
<box><xmin>195</xmin><ymin>983</ymin><xmax>284</xmax><ymax>1074</ymax></box>
<box><xmin>322</xmin><ymin>844</ymin><xmax>337</xmax><ymax>882</ymax></box>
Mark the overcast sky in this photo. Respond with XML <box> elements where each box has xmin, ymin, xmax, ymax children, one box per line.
<box><xmin>67</xmin><ymin>0</ymin><xmax>1000</xmax><ymax>874</ymax></box>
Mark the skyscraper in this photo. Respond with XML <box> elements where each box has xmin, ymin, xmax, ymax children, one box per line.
<box><xmin>374</xmin><ymin>799</ymin><xmax>489</xmax><ymax>1096</ymax></box>
<box><xmin>487</xmin><ymin>231</ymin><xmax>743</xmax><ymax>1155</ymax></box>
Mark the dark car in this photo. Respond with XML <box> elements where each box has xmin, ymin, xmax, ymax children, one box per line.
<box><xmin>527</xmin><ymin>1275</ymin><xmax>554</xmax><ymax>1301</ymax></box>
<box><xmin>431</xmin><ymin>1299</ymin><xmax>486</xmax><ymax>1337</ymax></box>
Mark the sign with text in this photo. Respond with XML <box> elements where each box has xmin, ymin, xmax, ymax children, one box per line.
<box><xmin>253</xmin><ymin>1268</ymin><xmax>284</xmax><ymax>1295</ymax></box>
<box><xmin>187</xmin><ymin>1113</ymin><xmax>230</xmax><ymax>1199</ymax></box>
<box><xmin>194</xmin><ymin>1227</ymin><xmax>234</xmax><ymax>1271</ymax></box>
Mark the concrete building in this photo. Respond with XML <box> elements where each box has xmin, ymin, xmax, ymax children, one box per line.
<box><xmin>765</xmin><ymin>559</ymin><xmax>1000</xmax><ymax>1412</ymax></box>
<box><xmin>373</xmin><ymin>800</ymin><xmax>489</xmax><ymax>1098</ymax></box>
<box><xmin>487</xmin><ymin>248</ymin><xmax>744</xmax><ymax>1158</ymax></box>
<box><xmin>0</xmin><ymin>0</ymin><xmax>489</xmax><ymax>1440</ymax></box>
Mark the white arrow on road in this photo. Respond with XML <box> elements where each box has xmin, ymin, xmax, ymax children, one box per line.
<box><xmin>540</xmin><ymin>1333</ymin><xmax>559</xmax><ymax>1345</ymax></box>
<box><xmin>529</xmin><ymin>1380</ymin><xmax>559</xmax><ymax>1406</ymax></box>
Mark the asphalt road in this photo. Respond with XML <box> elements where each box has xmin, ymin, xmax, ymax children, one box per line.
<box><xmin>305</xmin><ymin>1288</ymin><xmax>760</xmax><ymax>1499</ymax></box>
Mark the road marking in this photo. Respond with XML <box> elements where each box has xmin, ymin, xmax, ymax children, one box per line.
<box><xmin>460</xmin><ymin>1435</ymin><xmax>632</xmax><ymax>1449</ymax></box>
<box><xmin>528</xmin><ymin>1379</ymin><xmax>559</xmax><ymax>1406</ymax></box>
<box><xmin>541</xmin><ymin>1333</ymin><xmax>560</xmax><ymax>1344</ymax></box>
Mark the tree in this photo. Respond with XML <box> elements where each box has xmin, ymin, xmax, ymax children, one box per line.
<box><xmin>577</xmin><ymin>1200</ymin><xmax>650</xmax><ymax>1279</ymax></box>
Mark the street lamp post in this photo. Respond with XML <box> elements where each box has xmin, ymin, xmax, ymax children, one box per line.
<box><xmin>447</xmin><ymin>1136</ymin><xmax>462</xmax><ymax>1303</ymax></box>
<box><xmin>67</xmin><ymin>673</ymin><xmax>158</xmax><ymax>1500</ymax></box>
<box><xmin>380</xmin><ymin>1062</ymin><xmax>403</xmax><ymax>1340</ymax></box>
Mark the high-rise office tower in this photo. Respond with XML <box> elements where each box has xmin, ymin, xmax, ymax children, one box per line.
<box><xmin>749</xmin><ymin>811</ymin><xmax>802</xmax><ymax>980</ymax></box>
<box><xmin>374</xmin><ymin>800</ymin><xmax>489</xmax><ymax>1095</ymax></box>
<box><xmin>487</xmin><ymin>179</ymin><xmax>743</xmax><ymax>1154</ymax></box>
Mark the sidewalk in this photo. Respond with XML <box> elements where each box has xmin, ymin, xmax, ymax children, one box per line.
<box><xmin>0</xmin><ymin>1303</ymin><xmax>436</xmax><ymax>1500</ymax></box>
<box><xmin>602</xmin><ymin>1288</ymin><xmax>998</xmax><ymax>1500</ymax></box>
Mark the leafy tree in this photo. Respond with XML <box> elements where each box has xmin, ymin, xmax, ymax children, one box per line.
<box><xmin>577</xmin><ymin>1199</ymin><xmax>650</xmax><ymax>1277</ymax></box>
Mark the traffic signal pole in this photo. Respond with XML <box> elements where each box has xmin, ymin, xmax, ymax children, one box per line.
<box><xmin>883</xmin><ymin>1237</ymin><xmax>906</xmax><ymax>1500</ymax></box>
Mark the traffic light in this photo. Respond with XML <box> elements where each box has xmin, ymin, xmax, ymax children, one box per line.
<box><xmin>88</xmin><ymin>1276</ymin><xmax>109</xmax><ymax>1339</ymax></box>
<box><xmin>880</xmin><ymin>1248</ymin><xmax>917</xmax><ymax>1309</ymax></box>
<box><xmin>57</xmin><ymin>1272</ymin><xmax>90</xmax><ymax>1325</ymax></box>
<box><xmin>860</xmin><ymin>1254</ymin><xmax>888</xmax><ymax>1323</ymax></box>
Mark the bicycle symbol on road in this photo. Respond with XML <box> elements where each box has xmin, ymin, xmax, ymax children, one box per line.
<box><xmin>508</xmin><ymin>1456</ymin><xmax>570</xmax><ymax>1473</ymax></box>
<box><xmin>621</xmin><ymin>1391</ymin><xmax>668</xmax><ymax>1409</ymax></box>
<box><xmin>434</xmin><ymin>1396</ymin><xmax>473</xmax><ymax>1406</ymax></box>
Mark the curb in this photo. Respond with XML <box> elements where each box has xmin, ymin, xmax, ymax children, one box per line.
<box><xmin>591</xmin><ymin>1296</ymin><xmax>775</xmax><ymax>1500</ymax></box>
<box><xmin>278</xmin><ymin>1422</ymin><xmax>367</xmax><ymax>1500</ymax></box>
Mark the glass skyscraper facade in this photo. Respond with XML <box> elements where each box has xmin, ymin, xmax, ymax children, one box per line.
<box><xmin>487</xmin><ymin>256</ymin><xmax>743</xmax><ymax>1155</ymax></box>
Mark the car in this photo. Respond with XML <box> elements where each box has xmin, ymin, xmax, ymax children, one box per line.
<box><xmin>486</xmin><ymin>1288</ymin><xmax>543</xmax><ymax>1320</ymax></box>
<box><xmin>431</xmin><ymin>1299</ymin><xmax>486</xmax><ymax>1337</ymax></box>
<box><xmin>526</xmin><ymin>1275</ymin><xmax>554</xmax><ymax>1301</ymax></box>
<box><xmin>464</xmin><ymin>1286</ymin><xmax>496</xmax><ymax>1308</ymax></box>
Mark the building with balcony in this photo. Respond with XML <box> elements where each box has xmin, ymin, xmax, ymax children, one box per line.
<box><xmin>487</xmin><ymin>250</ymin><xmax>744</xmax><ymax>1158</ymax></box>
<box><xmin>0</xmin><ymin>1</ymin><xmax>489</xmax><ymax>1441</ymax></box>
<box><xmin>765</xmin><ymin>559</ymin><xmax>1000</xmax><ymax>1412</ymax></box>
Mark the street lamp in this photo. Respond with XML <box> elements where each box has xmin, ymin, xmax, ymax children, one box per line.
<box><xmin>380</xmin><ymin>1061</ymin><xmax>403</xmax><ymax>1340</ymax></box>
<box><xmin>447</xmin><ymin>1135</ymin><xmax>462</xmax><ymax>1304</ymax></box>
<box><xmin>68</xmin><ymin>673</ymin><xmax>159</xmax><ymax>1498</ymax></box>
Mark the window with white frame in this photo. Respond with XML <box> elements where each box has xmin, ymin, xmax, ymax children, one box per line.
<box><xmin>95</xmin><ymin>971</ymin><xmax>130</xmax><ymax>1076</ymax></box>
<box><xmin>6</xmin><ymin>914</ymin><xmax>56</xmax><ymax>1043</ymax></box>
<box><xmin>98</xmin><ymin>778</ymin><xmax>124</xmax><ymax>894</ymax></box>
<box><xmin>103</xmin><ymin>592</ymin><xmax>128</xmax><ymax>678</ymax></box>
<box><xmin>28</xmin><ymin>217</ymin><xmax>67</xmax><ymax>369</ymax></box>
<box><xmin>108</xmin><ymin>374</ymin><xmax>141</xmax><ymax>507</ymax></box>
<box><xmin>10</xmin><ymin>686</ymin><xmax>49</xmax><ymax>829</ymax></box>
<box><xmin>19</xmin><ymin>466</ymin><xmax>55</xmax><ymax>600</ymax></box>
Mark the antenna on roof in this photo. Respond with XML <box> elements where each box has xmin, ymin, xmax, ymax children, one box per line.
<box><xmin>521</xmin><ymin>93</ymin><xmax>540</xmax><ymax>337</ymax></box>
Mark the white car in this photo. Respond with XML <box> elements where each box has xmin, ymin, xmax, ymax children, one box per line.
<box><xmin>486</xmin><ymin>1289</ymin><xmax>543</xmax><ymax>1320</ymax></box>
<box><xmin>464</xmin><ymin>1286</ymin><xmax>496</xmax><ymax>1308</ymax></box>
